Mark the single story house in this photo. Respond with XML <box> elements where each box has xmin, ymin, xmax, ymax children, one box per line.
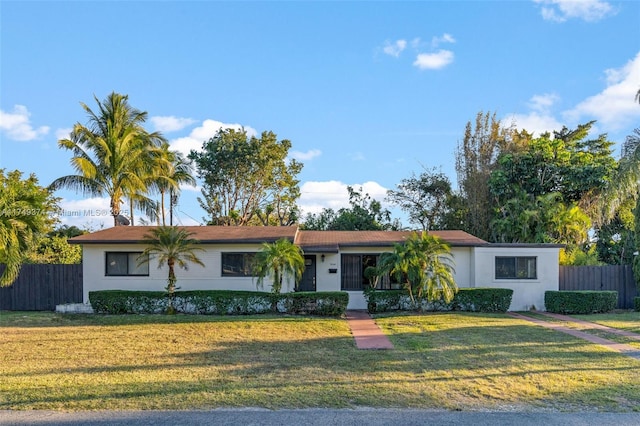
<box><xmin>69</xmin><ymin>226</ymin><xmax>563</xmax><ymax>311</ymax></box>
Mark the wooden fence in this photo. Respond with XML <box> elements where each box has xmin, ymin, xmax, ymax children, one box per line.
<box><xmin>559</xmin><ymin>265</ymin><xmax>638</xmax><ymax>309</ymax></box>
<box><xmin>0</xmin><ymin>264</ymin><xmax>83</xmax><ymax>311</ymax></box>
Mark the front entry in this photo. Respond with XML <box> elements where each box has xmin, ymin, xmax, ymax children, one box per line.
<box><xmin>299</xmin><ymin>255</ymin><xmax>316</xmax><ymax>291</ymax></box>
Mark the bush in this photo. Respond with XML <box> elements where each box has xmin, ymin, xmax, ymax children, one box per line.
<box><xmin>365</xmin><ymin>288</ymin><xmax>513</xmax><ymax>314</ymax></box>
<box><xmin>89</xmin><ymin>290</ymin><xmax>348</xmax><ymax>316</ymax></box>
<box><xmin>635</xmin><ymin>297</ymin><xmax>640</xmax><ymax>312</ymax></box>
<box><xmin>544</xmin><ymin>291</ymin><xmax>617</xmax><ymax>314</ymax></box>
<box><xmin>453</xmin><ymin>288</ymin><xmax>513</xmax><ymax>313</ymax></box>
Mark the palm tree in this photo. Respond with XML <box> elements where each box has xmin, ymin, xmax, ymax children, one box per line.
<box><xmin>253</xmin><ymin>238</ymin><xmax>305</xmax><ymax>294</ymax></box>
<box><xmin>377</xmin><ymin>231</ymin><xmax>457</xmax><ymax>304</ymax></box>
<box><xmin>153</xmin><ymin>143</ymin><xmax>196</xmax><ymax>226</ymax></box>
<box><xmin>138</xmin><ymin>226</ymin><xmax>205</xmax><ymax>313</ymax></box>
<box><xmin>49</xmin><ymin>92</ymin><xmax>167</xmax><ymax>226</ymax></box>
<box><xmin>0</xmin><ymin>170</ymin><xmax>55</xmax><ymax>286</ymax></box>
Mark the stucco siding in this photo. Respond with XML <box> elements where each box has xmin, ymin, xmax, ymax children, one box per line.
<box><xmin>473</xmin><ymin>246</ymin><xmax>560</xmax><ymax>311</ymax></box>
<box><xmin>82</xmin><ymin>243</ymin><xmax>276</xmax><ymax>302</ymax></box>
<box><xmin>82</xmin><ymin>240</ymin><xmax>561</xmax><ymax>312</ymax></box>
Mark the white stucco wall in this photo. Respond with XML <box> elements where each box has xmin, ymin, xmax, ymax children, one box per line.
<box><xmin>82</xmin><ymin>243</ymin><xmax>277</xmax><ymax>303</ymax></box>
<box><xmin>314</xmin><ymin>252</ymin><xmax>340</xmax><ymax>292</ymax></box>
<box><xmin>473</xmin><ymin>246</ymin><xmax>561</xmax><ymax>311</ymax></box>
<box><xmin>82</xmin><ymin>242</ymin><xmax>560</xmax><ymax>312</ymax></box>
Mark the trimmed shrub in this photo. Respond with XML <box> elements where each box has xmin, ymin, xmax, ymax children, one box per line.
<box><xmin>365</xmin><ymin>288</ymin><xmax>513</xmax><ymax>314</ymax></box>
<box><xmin>544</xmin><ymin>291</ymin><xmax>617</xmax><ymax>314</ymax></box>
<box><xmin>452</xmin><ymin>288</ymin><xmax>513</xmax><ymax>313</ymax></box>
<box><xmin>89</xmin><ymin>290</ymin><xmax>348</xmax><ymax>316</ymax></box>
<box><xmin>89</xmin><ymin>290</ymin><xmax>168</xmax><ymax>314</ymax></box>
<box><xmin>635</xmin><ymin>297</ymin><xmax>640</xmax><ymax>312</ymax></box>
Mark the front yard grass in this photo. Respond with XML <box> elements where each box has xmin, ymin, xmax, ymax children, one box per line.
<box><xmin>1</xmin><ymin>311</ymin><xmax>640</xmax><ymax>411</ymax></box>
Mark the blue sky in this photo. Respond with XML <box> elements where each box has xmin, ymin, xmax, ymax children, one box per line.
<box><xmin>1</xmin><ymin>0</ymin><xmax>639</xmax><ymax>229</ymax></box>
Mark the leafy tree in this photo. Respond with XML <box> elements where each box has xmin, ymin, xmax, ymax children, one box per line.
<box><xmin>253</xmin><ymin>238</ymin><xmax>305</xmax><ymax>294</ymax></box>
<box><xmin>189</xmin><ymin>129</ymin><xmax>302</xmax><ymax>226</ymax></box>
<box><xmin>609</xmin><ymin>128</ymin><xmax>640</xmax><ymax>284</ymax></box>
<box><xmin>386</xmin><ymin>168</ymin><xmax>453</xmax><ymax>230</ymax></box>
<box><xmin>595</xmin><ymin>196</ymin><xmax>635</xmax><ymax>265</ymax></box>
<box><xmin>489</xmin><ymin>122</ymin><xmax>615</xmax><ymax>245</ymax></box>
<box><xmin>0</xmin><ymin>170</ymin><xmax>58</xmax><ymax>286</ymax></box>
<box><xmin>138</xmin><ymin>226</ymin><xmax>205</xmax><ymax>313</ymax></box>
<box><xmin>50</xmin><ymin>92</ymin><xmax>168</xmax><ymax>226</ymax></box>
<box><xmin>455</xmin><ymin>111</ymin><xmax>514</xmax><ymax>240</ymax></box>
<box><xmin>302</xmin><ymin>186</ymin><xmax>402</xmax><ymax>231</ymax></box>
<box><xmin>26</xmin><ymin>225</ymin><xmax>87</xmax><ymax>264</ymax></box>
<box><xmin>377</xmin><ymin>231</ymin><xmax>457</xmax><ymax>304</ymax></box>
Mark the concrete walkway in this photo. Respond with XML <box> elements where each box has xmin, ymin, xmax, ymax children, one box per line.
<box><xmin>508</xmin><ymin>312</ymin><xmax>640</xmax><ymax>361</ymax></box>
<box><xmin>345</xmin><ymin>310</ymin><xmax>394</xmax><ymax>350</ymax></box>
<box><xmin>540</xmin><ymin>312</ymin><xmax>640</xmax><ymax>341</ymax></box>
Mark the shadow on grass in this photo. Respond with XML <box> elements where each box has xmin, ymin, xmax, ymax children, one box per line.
<box><xmin>4</xmin><ymin>328</ymin><xmax>640</xmax><ymax>410</ymax></box>
<box><xmin>0</xmin><ymin>310</ymin><xmax>330</xmax><ymax>328</ymax></box>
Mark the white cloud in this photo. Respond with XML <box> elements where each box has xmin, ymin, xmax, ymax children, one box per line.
<box><xmin>298</xmin><ymin>180</ymin><xmax>390</xmax><ymax>216</ymax></box>
<box><xmin>505</xmin><ymin>92</ymin><xmax>564</xmax><ymax>136</ymax></box>
<box><xmin>0</xmin><ymin>105</ymin><xmax>49</xmax><ymax>141</ymax></box>
<box><xmin>290</xmin><ymin>149</ymin><xmax>321</xmax><ymax>161</ymax></box>
<box><xmin>534</xmin><ymin>0</ymin><xmax>616</xmax><ymax>22</ymax></box>
<box><xmin>56</xmin><ymin>197</ymin><xmax>112</xmax><ymax>229</ymax></box>
<box><xmin>179</xmin><ymin>182</ymin><xmax>201</xmax><ymax>192</ymax></box>
<box><xmin>170</xmin><ymin>119</ymin><xmax>258</xmax><ymax>156</ymax></box>
<box><xmin>150</xmin><ymin>116</ymin><xmax>197</xmax><ymax>132</ymax></box>
<box><xmin>382</xmin><ymin>39</ymin><xmax>407</xmax><ymax>57</ymax></box>
<box><xmin>431</xmin><ymin>33</ymin><xmax>456</xmax><ymax>47</ymax></box>
<box><xmin>564</xmin><ymin>52</ymin><xmax>640</xmax><ymax>130</ymax></box>
<box><xmin>528</xmin><ymin>93</ymin><xmax>561</xmax><ymax>112</ymax></box>
<box><xmin>504</xmin><ymin>112</ymin><xmax>564</xmax><ymax>137</ymax></box>
<box><xmin>55</xmin><ymin>127</ymin><xmax>73</xmax><ymax>140</ymax></box>
<box><xmin>413</xmin><ymin>50</ymin><xmax>455</xmax><ymax>70</ymax></box>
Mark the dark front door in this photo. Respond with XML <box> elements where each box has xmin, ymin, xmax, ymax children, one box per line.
<box><xmin>299</xmin><ymin>255</ymin><xmax>316</xmax><ymax>291</ymax></box>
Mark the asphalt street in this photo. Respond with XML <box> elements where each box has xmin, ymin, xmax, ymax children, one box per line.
<box><xmin>2</xmin><ymin>409</ymin><xmax>640</xmax><ymax>426</ymax></box>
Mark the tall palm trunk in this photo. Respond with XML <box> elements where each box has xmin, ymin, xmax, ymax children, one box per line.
<box><xmin>160</xmin><ymin>189</ymin><xmax>166</xmax><ymax>226</ymax></box>
<box><xmin>111</xmin><ymin>197</ymin><xmax>120</xmax><ymax>226</ymax></box>
<box><xmin>167</xmin><ymin>258</ymin><xmax>177</xmax><ymax>313</ymax></box>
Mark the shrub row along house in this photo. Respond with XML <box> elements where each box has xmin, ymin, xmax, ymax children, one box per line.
<box><xmin>70</xmin><ymin>226</ymin><xmax>563</xmax><ymax>311</ymax></box>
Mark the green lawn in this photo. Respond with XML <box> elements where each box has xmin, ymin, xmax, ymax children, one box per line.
<box><xmin>1</xmin><ymin>311</ymin><xmax>640</xmax><ymax>411</ymax></box>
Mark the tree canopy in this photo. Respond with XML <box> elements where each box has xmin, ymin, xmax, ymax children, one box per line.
<box><xmin>0</xmin><ymin>170</ymin><xmax>58</xmax><ymax>285</ymax></box>
<box><xmin>488</xmin><ymin>122</ymin><xmax>616</xmax><ymax>246</ymax></box>
<box><xmin>189</xmin><ymin>129</ymin><xmax>302</xmax><ymax>226</ymax></box>
<box><xmin>50</xmin><ymin>92</ymin><xmax>169</xmax><ymax>226</ymax></box>
<box><xmin>302</xmin><ymin>186</ymin><xmax>401</xmax><ymax>231</ymax></box>
<box><xmin>386</xmin><ymin>168</ymin><xmax>454</xmax><ymax>231</ymax></box>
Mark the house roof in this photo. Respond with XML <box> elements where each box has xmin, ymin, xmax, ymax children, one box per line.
<box><xmin>68</xmin><ymin>226</ymin><xmax>488</xmax><ymax>249</ymax></box>
<box><xmin>295</xmin><ymin>230</ymin><xmax>487</xmax><ymax>252</ymax></box>
<box><xmin>68</xmin><ymin>226</ymin><xmax>298</xmax><ymax>245</ymax></box>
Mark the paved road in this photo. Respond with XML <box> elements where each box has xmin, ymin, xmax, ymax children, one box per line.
<box><xmin>2</xmin><ymin>409</ymin><xmax>640</xmax><ymax>426</ymax></box>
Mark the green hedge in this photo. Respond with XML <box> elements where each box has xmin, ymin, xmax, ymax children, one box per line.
<box><xmin>635</xmin><ymin>297</ymin><xmax>640</xmax><ymax>312</ymax></box>
<box><xmin>365</xmin><ymin>288</ymin><xmax>513</xmax><ymax>314</ymax></box>
<box><xmin>88</xmin><ymin>290</ymin><xmax>348</xmax><ymax>316</ymax></box>
<box><xmin>544</xmin><ymin>291</ymin><xmax>617</xmax><ymax>314</ymax></box>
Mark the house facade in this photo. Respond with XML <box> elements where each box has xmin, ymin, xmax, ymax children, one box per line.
<box><xmin>70</xmin><ymin>226</ymin><xmax>563</xmax><ymax>311</ymax></box>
